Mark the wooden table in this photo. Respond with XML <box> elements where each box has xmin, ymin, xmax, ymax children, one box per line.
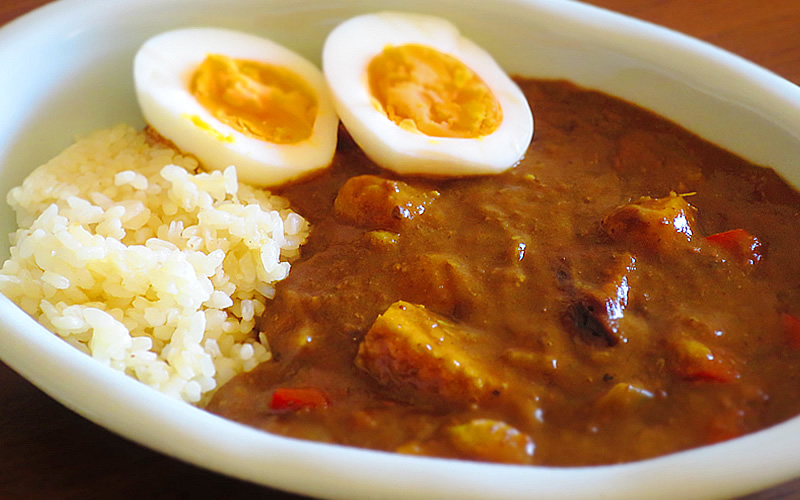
<box><xmin>1</xmin><ymin>0</ymin><xmax>798</xmax><ymax>498</ymax></box>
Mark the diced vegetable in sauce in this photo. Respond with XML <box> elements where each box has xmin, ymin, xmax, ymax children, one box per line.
<box><xmin>270</xmin><ymin>388</ymin><xmax>330</xmax><ymax>411</ymax></box>
<box><xmin>356</xmin><ymin>301</ymin><xmax>506</xmax><ymax>406</ymax></box>
<box><xmin>706</xmin><ymin>228</ymin><xmax>763</xmax><ymax>266</ymax></box>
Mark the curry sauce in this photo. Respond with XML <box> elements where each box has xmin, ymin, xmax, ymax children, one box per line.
<box><xmin>207</xmin><ymin>79</ymin><xmax>800</xmax><ymax>466</ymax></box>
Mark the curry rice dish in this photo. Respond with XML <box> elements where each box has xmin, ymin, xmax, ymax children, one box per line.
<box><xmin>4</xmin><ymin>77</ymin><xmax>800</xmax><ymax>466</ymax></box>
<box><xmin>207</xmin><ymin>78</ymin><xmax>800</xmax><ymax>466</ymax></box>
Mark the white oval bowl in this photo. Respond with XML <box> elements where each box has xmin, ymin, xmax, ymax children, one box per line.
<box><xmin>1</xmin><ymin>0</ymin><xmax>799</xmax><ymax>498</ymax></box>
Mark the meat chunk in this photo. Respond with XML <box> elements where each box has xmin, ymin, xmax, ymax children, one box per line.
<box><xmin>603</xmin><ymin>193</ymin><xmax>697</xmax><ymax>253</ymax></box>
<box><xmin>567</xmin><ymin>299</ymin><xmax>623</xmax><ymax>347</ymax></box>
<box><xmin>564</xmin><ymin>253</ymin><xmax>637</xmax><ymax>346</ymax></box>
<box><xmin>334</xmin><ymin>175</ymin><xmax>439</xmax><ymax>231</ymax></box>
<box><xmin>356</xmin><ymin>301</ymin><xmax>505</xmax><ymax>406</ymax></box>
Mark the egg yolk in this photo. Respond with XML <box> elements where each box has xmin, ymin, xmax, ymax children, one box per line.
<box><xmin>367</xmin><ymin>44</ymin><xmax>502</xmax><ymax>139</ymax></box>
<box><xmin>190</xmin><ymin>54</ymin><xmax>317</xmax><ymax>144</ymax></box>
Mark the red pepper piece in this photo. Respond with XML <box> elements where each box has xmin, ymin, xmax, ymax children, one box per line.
<box><xmin>270</xmin><ymin>387</ymin><xmax>329</xmax><ymax>411</ymax></box>
<box><xmin>780</xmin><ymin>313</ymin><xmax>800</xmax><ymax>348</ymax></box>
<box><xmin>705</xmin><ymin>229</ymin><xmax>762</xmax><ymax>266</ymax></box>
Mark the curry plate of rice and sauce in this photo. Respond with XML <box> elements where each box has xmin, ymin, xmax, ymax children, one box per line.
<box><xmin>1</xmin><ymin>0</ymin><xmax>800</xmax><ymax>498</ymax></box>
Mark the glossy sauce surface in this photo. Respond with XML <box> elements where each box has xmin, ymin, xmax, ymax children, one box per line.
<box><xmin>208</xmin><ymin>79</ymin><xmax>800</xmax><ymax>466</ymax></box>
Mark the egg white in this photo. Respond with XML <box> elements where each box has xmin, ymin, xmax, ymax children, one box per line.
<box><xmin>322</xmin><ymin>12</ymin><xmax>534</xmax><ymax>177</ymax></box>
<box><xmin>134</xmin><ymin>27</ymin><xmax>338</xmax><ymax>187</ymax></box>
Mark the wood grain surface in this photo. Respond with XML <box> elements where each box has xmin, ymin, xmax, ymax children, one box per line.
<box><xmin>1</xmin><ymin>1</ymin><xmax>798</xmax><ymax>498</ymax></box>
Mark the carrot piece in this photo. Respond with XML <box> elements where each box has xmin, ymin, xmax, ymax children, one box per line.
<box><xmin>674</xmin><ymin>339</ymin><xmax>738</xmax><ymax>383</ymax></box>
<box><xmin>270</xmin><ymin>387</ymin><xmax>329</xmax><ymax>411</ymax></box>
<box><xmin>780</xmin><ymin>313</ymin><xmax>800</xmax><ymax>348</ymax></box>
<box><xmin>705</xmin><ymin>229</ymin><xmax>762</xmax><ymax>266</ymax></box>
<box><xmin>684</xmin><ymin>360</ymin><xmax>738</xmax><ymax>383</ymax></box>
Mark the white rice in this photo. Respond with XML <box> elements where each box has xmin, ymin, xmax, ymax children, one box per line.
<box><xmin>0</xmin><ymin>124</ymin><xmax>309</xmax><ymax>404</ymax></box>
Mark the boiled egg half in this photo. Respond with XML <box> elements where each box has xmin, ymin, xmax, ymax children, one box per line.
<box><xmin>322</xmin><ymin>12</ymin><xmax>533</xmax><ymax>176</ymax></box>
<box><xmin>134</xmin><ymin>28</ymin><xmax>338</xmax><ymax>186</ymax></box>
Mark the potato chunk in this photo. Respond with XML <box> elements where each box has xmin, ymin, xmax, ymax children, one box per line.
<box><xmin>356</xmin><ymin>301</ymin><xmax>505</xmax><ymax>406</ymax></box>
<box><xmin>603</xmin><ymin>192</ymin><xmax>697</xmax><ymax>253</ymax></box>
<box><xmin>334</xmin><ymin>175</ymin><xmax>439</xmax><ymax>231</ymax></box>
<box><xmin>446</xmin><ymin>419</ymin><xmax>535</xmax><ymax>464</ymax></box>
